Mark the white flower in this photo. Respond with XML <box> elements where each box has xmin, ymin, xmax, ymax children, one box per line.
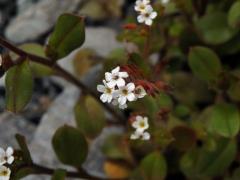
<box><xmin>135</xmin><ymin>0</ymin><xmax>150</xmax><ymax>13</ymax></box>
<box><xmin>162</xmin><ymin>0</ymin><xmax>169</xmax><ymax>4</ymax></box>
<box><xmin>137</xmin><ymin>5</ymin><xmax>157</xmax><ymax>26</ymax></box>
<box><xmin>112</xmin><ymin>99</ymin><xmax>128</xmax><ymax>109</ymax></box>
<box><xmin>116</xmin><ymin>83</ymin><xmax>136</xmax><ymax>106</ymax></box>
<box><xmin>134</xmin><ymin>85</ymin><xmax>147</xmax><ymax>99</ymax></box>
<box><xmin>105</xmin><ymin>66</ymin><xmax>129</xmax><ymax>88</ymax></box>
<box><xmin>0</xmin><ymin>166</ymin><xmax>11</xmax><ymax>180</ymax></box>
<box><xmin>0</xmin><ymin>147</ymin><xmax>14</xmax><ymax>166</ymax></box>
<box><xmin>130</xmin><ymin>131</ymin><xmax>151</xmax><ymax>140</ymax></box>
<box><xmin>132</xmin><ymin>116</ymin><xmax>149</xmax><ymax>133</ymax></box>
<box><xmin>97</xmin><ymin>80</ymin><xmax>116</xmax><ymax>103</ymax></box>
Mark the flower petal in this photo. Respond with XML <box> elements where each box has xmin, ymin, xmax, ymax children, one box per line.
<box><xmin>142</xmin><ymin>132</ymin><xmax>150</xmax><ymax>140</ymax></box>
<box><xmin>116</xmin><ymin>78</ymin><xmax>126</xmax><ymax>87</ymax></box>
<box><xmin>112</xmin><ymin>66</ymin><xmax>120</xmax><ymax>74</ymax></box>
<box><xmin>137</xmin><ymin>15</ymin><xmax>145</xmax><ymax>23</ymax></box>
<box><xmin>107</xmin><ymin>80</ymin><xmax>116</xmax><ymax>88</ymax></box>
<box><xmin>150</xmin><ymin>11</ymin><xmax>157</xmax><ymax>19</ymax></box>
<box><xmin>118</xmin><ymin>96</ymin><xmax>127</xmax><ymax>105</ymax></box>
<box><xmin>6</xmin><ymin>147</ymin><xmax>13</xmax><ymax>157</ymax></box>
<box><xmin>119</xmin><ymin>72</ymin><xmax>129</xmax><ymax>78</ymax></box>
<box><xmin>105</xmin><ymin>72</ymin><xmax>112</xmax><ymax>81</ymax></box>
<box><xmin>97</xmin><ymin>85</ymin><xmax>105</xmax><ymax>93</ymax></box>
<box><xmin>127</xmin><ymin>93</ymin><xmax>136</xmax><ymax>101</ymax></box>
<box><xmin>7</xmin><ymin>156</ymin><xmax>14</xmax><ymax>165</ymax></box>
<box><xmin>127</xmin><ymin>83</ymin><xmax>135</xmax><ymax>91</ymax></box>
<box><xmin>145</xmin><ymin>19</ymin><xmax>153</xmax><ymax>26</ymax></box>
<box><xmin>100</xmin><ymin>94</ymin><xmax>108</xmax><ymax>103</ymax></box>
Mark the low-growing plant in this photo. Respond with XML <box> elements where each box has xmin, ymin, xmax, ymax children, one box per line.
<box><xmin>1</xmin><ymin>0</ymin><xmax>240</xmax><ymax>179</ymax></box>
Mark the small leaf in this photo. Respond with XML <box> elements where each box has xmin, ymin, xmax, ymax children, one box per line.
<box><xmin>209</xmin><ymin>103</ymin><xmax>240</xmax><ymax>137</ymax></box>
<box><xmin>104</xmin><ymin>161</ymin><xmax>130</xmax><ymax>179</ymax></box>
<box><xmin>15</xmin><ymin>134</ymin><xmax>33</xmax><ymax>164</ymax></box>
<box><xmin>12</xmin><ymin>167</ymin><xmax>36</xmax><ymax>180</ymax></box>
<box><xmin>46</xmin><ymin>13</ymin><xmax>85</xmax><ymax>60</ymax></box>
<box><xmin>228</xmin><ymin>1</ymin><xmax>240</xmax><ymax>28</ymax></box>
<box><xmin>188</xmin><ymin>46</ymin><xmax>222</xmax><ymax>82</ymax></box>
<box><xmin>5</xmin><ymin>60</ymin><xmax>33</xmax><ymax>113</ymax></box>
<box><xmin>181</xmin><ymin>138</ymin><xmax>237</xmax><ymax>177</ymax></box>
<box><xmin>51</xmin><ymin>169</ymin><xmax>66</xmax><ymax>180</ymax></box>
<box><xmin>196</xmin><ymin>12</ymin><xmax>237</xmax><ymax>45</ymax></box>
<box><xmin>102</xmin><ymin>134</ymin><xmax>132</xmax><ymax>161</ymax></box>
<box><xmin>52</xmin><ymin>125</ymin><xmax>88</xmax><ymax>167</ymax></box>
<box><xmin>171</xmin><ymin>126</ymin><xmax>197</xmax><ymax>151</ymax></box>
<box><xmin>19</xmin><ymin>43</ymin><xmax>54</xmax><ymax>77</ymax></box>
<box><xmin>139</xmin><ymin>152</ymin><xmax>167</xmax><ymax>180</ymax></box>
<box><xmin>74</xmin><ymin>96</ymin><xmax>106</xmax><ymax>139</ymax></box>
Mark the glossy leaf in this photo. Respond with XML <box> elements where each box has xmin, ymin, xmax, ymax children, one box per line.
<box><xmin>228</xmin><ymin>1</ymin><xmax>240</xmax><ymax>28</ymax></box>
<box><xmin>209</xmin><ymin>103</ymin><xmax>240</xmax><ymax>137</ymax></box>
<box><xmin>139</xmin><ymin>152</ymin><xmax>167</xmax><ymax>180</ymax></box>
<box><xmin>5</xmin><ymin>60</ymin><xmax>33</xmax><ymax>113</ymax></box>
<box><xmin>52</xmin><ymin>125</ymin><xmax>88</xmax><ymax>167</ymax></box>
<box><xmin>188</xmin><ymin>46</ymin><xmax>222</xmax><ymax>82</ymax></box>
<box><xmin>196</xmin><ymin>12</ymin><xmax>237</xmax><ymax>45</ymax></box>
<box><xmin>46</xmin><ymin>13</ymin><xmax>85</xmax><ymax>60</ymax></box>
<box><xmin>74</xmin><ymin>96</ymin><xmax>106</xmax><ymax>139</ymax></box>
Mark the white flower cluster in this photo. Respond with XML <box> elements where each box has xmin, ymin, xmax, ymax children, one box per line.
<box><xmin>97</xmin><ymin>66</ymin><xmax>147</xmax><ymax>109</ymax></box>
<box><xmin>135</xmin><ymin>0</ymin><xmax>157</xmax><ymax>26</ymax></box>
<box><xmin>131</xmin><ymin>116</ymin><xmax>150</xmax><ymax>140</ymax></box>
<box><xmin>0</xmin><ymin>147</ymin><xmax>14</xmax><ymax>180</ymax></box>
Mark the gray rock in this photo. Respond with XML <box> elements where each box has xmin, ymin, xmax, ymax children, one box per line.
<box><xmin>0</xmin><ymin>112</ymin><xmax>36</xmax><ymax>147</ymax></box>
<box><xmin>5</xmin><ymin>0</ymin><xmax>84</xmax><ymax>43</ymax></box>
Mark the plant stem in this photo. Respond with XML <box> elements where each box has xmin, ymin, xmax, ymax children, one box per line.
<box><xmin>21</xmin><ymin>163</ymin><xmax>126</xmax><ymax>180</ymax></box>
<box><xmin>0</xmin><ymin>36</ymin><xmax>125</xmax><ymax>123</ymax></box>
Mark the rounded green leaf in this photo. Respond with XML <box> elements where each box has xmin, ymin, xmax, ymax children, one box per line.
<box><xmin>52</xmin><ymin>169</ymin><xmax>66</xmax><ymax>180</ymax></box>
<box><xmin>46</xmin><ymin>13</ymin><xmax>85</xmax><ymax>60</ymax></box>
<box><xmin>139</xmin><ymin>152</ymin><xmax>167</xmax><ymax>180</ymax></box>
<box><xmin>228</xmin><ymin>1</ymin><xmax>240</xmax><ymax>28</ymax></box>
<box><xmin>188</xmin><ymin>46</ymin><xmax>222</xmax><ymax>82</ymax></box>
<box><xmin>181</xmin><ymin>138</ymin><xmax>237</xmax><ymax>177</ymax></box>
<box><xmin>74</xmin><ymin>96</ymin><xmax>106</xmax><ymax>139</ymax></box>
<box><xmin>5</xmin><ymin>60</ymin><xmax>33</xmax><ymax>113</ymax></box>
<box><xmin>19</xmin><ymin>43</ymin><xmax>54</xmax><ymax>77</ymax></box>
<box><xmin>52</xmin><ymin>125</ymin><xmax>88</xmax><ymax>167</ymax></box>
<box><xmin>196</xmin><ymin>12</ymin><xmax>237</xmax><ymax>45</ymax></box>
<box><xmin>209</xmin><ymin>103</ymin><xmax>240</xmax><ymax>137</ymax></box>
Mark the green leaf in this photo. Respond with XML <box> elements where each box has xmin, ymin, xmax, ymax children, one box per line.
<box><xmin>102</xmin><ymin>135</ymin><xmax>132</xmax><ymax>161</ymax></box>
<box><xmin>46</xmin><ymin>13</ymin><xmax>85</xmax><ymax>60</ymax></box>
<box><xmin>15</xmin><ymin>134</ymin><xmax>33</xmax><ymax>164</ymax></box>
<box><xmin>139</xmin><ymin>152</ymin><xmax>167</xmax><ymax>180</ymax></box>
<box><xmin>228</xmin><ymin>1</ymin><xmax>240</xmax><ymax>28</ymax></box>
<box><xmin>5</xmin><ymin>60</ymin><xmax>33</xmax><ymax>113</ymax></box>
<box><xmin>74</xmin><ymin>96</ymin><xmax>105</xmax><ymax>139</ymax></box>
<box><xmin>196</xmin><ymin>12</ymin><xmax>237</xmax><ymax>45</ymax></box>
<box><xmin>128</xmin><ymin>53</ymin><xmax>151</xmax><ymax>77</ymax></box>
<box><xmin>19</xmin><ymin>43</ymin><xmax>54</xmax><ymax>77</ymax></box>
<box><xmin>188</xmin><ymin>46</ymin><xmax>222</xmax><ymax>82</ymax></box>
<box><xmin>209</xmin><ymin>103</ymin><xmax>240</xmax><ymax>137</ymax></box>
<box><xmin>51</xmin><ymin>169</ymin><xmax>66</xmax><ymax>180</ymax></box>
<box><xmin>52</xmin><ymin>125</ymin><xmax>88</xmax><ymax>167</ymax></box>
<box><xmin>12</xmin><ymin>167</ymin><xmax>37</xmax><ymax>180</ymax></box>
<box><xmin>181</xmin><ymin>138</ymin><xmax>237</xmax><ymax>177</ymax></box>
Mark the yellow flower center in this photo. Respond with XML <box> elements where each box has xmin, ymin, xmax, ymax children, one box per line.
<box><xmin>106</xmin><ymin>88</ymin><xmax>112</xmax><ymax>94</ymax></box>
<box><xmin>139</xmin><ymin>121</ymin><xmax>145</xmax><ymax>128</ymax></box>
<box><xmin>0</xmin><ymin>170</ymin><xmax>8</xmax><ymax>176</ymax></box>
<box><xmin>122</xmin><ymin>89</ymin><xmax>128</xmax><ymax>95</ymax></box>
